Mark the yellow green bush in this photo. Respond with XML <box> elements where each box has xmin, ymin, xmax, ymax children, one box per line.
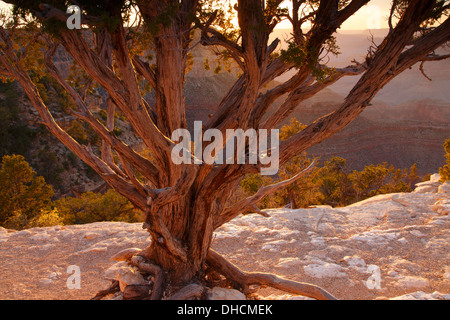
<box><xmin>54</xmin><ymin>189</ymin><xmax>143</xmax><ymax>225</ymax></box>
<box><xmin>0</xmin><ymin>154</ymin><xmax>54</xmax><ymax>229</ymax></box>
<box><xmin>439</xmin><ymin>139</ymin><xmax>450</xmax><ymax>182</ymax></box>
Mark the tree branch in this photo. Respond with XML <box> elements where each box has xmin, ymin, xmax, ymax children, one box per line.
<box><xmin>249</xmin><ymin>205</ymin><xmax>270</xmax><ymax>218</ymax></box>
<box><xmin>277</xmin><ymin>0</ymin><xmax>447</xmax><ymax>167</ymax></box>
<box><xmin>0</xmin><ymin>27</ymin><xmax>148</xmax><ymax>210</ymax></box>
<box><xmin>55</xmin><ymin>29</ymin><xmax>174</xmax><ymax>170</ymax></box>
<box><xmin>215</xmin><ymin>160</ymin><xmax>316</xmax><ymax>228</ymax></box>
<box><xmin>42</xmin><ymin>41</ymin><xmax>161</xmax><ymax>187</ymax></box>
<box><xmin>250</xmin><ymin>0</ymin><xmax>370</xmax><ymax>129</ymax></box>
<box><xmin>201</xmin><ymin>26</ymin><xmax>246</xmax><ymax>71</ymax></box>
<box><xmin>418</xmin><ymin>52</ymin><xmax>450</xmax><ymax>81</ymax></box>
<box><xmin>261</xmin><ymin>63</ymin><xmax>366</xmax><ymax>129</ymax></box>
<box><xmin>132</xmin><ymin>55</ymin><xmax>157</xmax><ymax>89</ymax></box>
<box><xmin>253</xmin><ymin>66</ymin><xmax>312</xmax><ymax>126</ymax></box>
<box><xmin>336</xmin><ymin>0</ymin><xmax>371</xmax><ymax>25</ymax></box>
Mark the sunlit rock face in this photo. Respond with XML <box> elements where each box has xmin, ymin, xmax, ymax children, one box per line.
<box><xmin>0</xmin><ymin>176</ymin><xmax>448</xmax><ymax>300</ymax></box>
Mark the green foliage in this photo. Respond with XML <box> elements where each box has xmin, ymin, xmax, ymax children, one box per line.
<box><xmin>243</xmin><ymin>156</ymin><xmax>418</xmax><ymax>209</ymax></box>
<box><xmin>0</xmin><ymin>16</ymin><xmax>48</xmax><ymax>84</ymax></box>
<box><xmin>239</xmin><ymin>118</ymin><xmax>420</xmax><ymax>209</ymax></box>
<box><xmin>391</xmin><ymin>0</ymin><xmax>450</xmax><ymax>31</ymax></box>
<box><xmin>113</xmin><ymin>127</ymin><xmax>123</xmax><ymax>137</ymax></box>
<box><xmin>264</xmin><ymin>0</ymin><xmax>289</xmax><ymax>25</ymax></box>
<box><xmin>54</xmin><ymin>189</ymin><xmax>143</xmax><ymax>225</ymax></box>
<box><xmin>274</xmin><ymin>153</ymin><xmax>318</xmax><ymax>209</ymax></box>
<box><xmin>26</xmin><ymin>208</ymin><xmax>64</xmax><ymax>228</ymax></box>
<box><xmin>439</xmin><ymin>139</ymin><xmax>450</xmax><ymax>182</ymax></box>
<box><xmin>279</xmin><ymin>118</ymin><xmax>307</xmax><ymax>141</ymax></box>
<box><xmin>0</xmin><ymin>154</ymin><xmax>54</xmax><ymax>229</ymax></box>
<box><xmin>67</xmin><ymin>120</ymin><xmax>88</xmax><ymax>144</ymax></box>
<box><xmin>0</xmin><ymin>155</ymin><xmax>141</xmax><ymax>229</ymax></box>
<box><xmin>280</xmin><ymin>39</ymin><xmax>339</xmax><ymax>82</ymax></box>
<box><xmin>313</xmin><ymin>157</ymin><xmax>354</xmax><ymax>207</ymax></box>
<box><xmin>280</xmin><ymin>41</ymin><xmax>308</xmax><ymax>68</ymax></box>
<box><xmin>348</xmin><ymin>162</ymin><xmax>411</xmax><ymax>202</ymax></box>
<box><xmin>66</xmin><ymin>119</ymin><xmax>101</xmax><ymax>146</ymax></box>
<box><xmin>198</xmin><ymin>0</ymin><xmax>239</xmax><ymax>41</ymax></box>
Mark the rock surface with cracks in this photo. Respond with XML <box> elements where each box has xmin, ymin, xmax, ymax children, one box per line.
<box><xmin>0</xmin><ymin>175</ymin><xmax>448</xmax><ymax>300</ymax></box>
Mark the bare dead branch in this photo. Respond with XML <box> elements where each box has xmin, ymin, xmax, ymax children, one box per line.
<box><xmin>207</xmin><ymin>249</ymin><xmax>337</xmax><ymax>300</ymax></box>
<box><xmin>419</xmin><ymin>60</ymin><xmax>433</xmax><ymax>81</ymax></box>
<box><xmin>249</xmin><ymin>205</ymin><xmax>271</xmax><ymax>218</ymax></box>
<box><xmin>216</xmin><ymin>160</ymin><xmax>316</xmax><ymax>228</ymax></box>
<box><xmin>418</xmin><ymin>52</ymin><xmax>450</xmax><ymax>81</ymax></box>
<box><xmin>421</xmin><ymin>52</ymin><xmax>450</xmax><ymax>62</ymax></box>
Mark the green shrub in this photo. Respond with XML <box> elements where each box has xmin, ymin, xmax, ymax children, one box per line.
<box><xmin>4</xmin><ymin>208</ymin><xmax>63</xmax><ymax>230</ymax></box>
<box><xmin>238</xmin><ymin>118</ymin><xmax>420</xmax><ymax>209</ymax></box>
<box><xmin>439</xmin><ymin>139</ymin><xmax>450</xmax><ymax>182</ymax></box>
<box><xmin>28</xmin><ymin>209</ymin><xmax>64</xmax><ymax>228</ymax></box>
<box><xmin>0</xmin><ymin>154</ymin><xmax>54</xmax><ymax>229</ymax></box>
<box><xmin>55</xmin><ymin>189</ymin><xmax>143</xmax><ymax>225</ymax></box>
<box><xmin>67</xmin><ymin>120</ymin><xmax>88</xmax><ymax>144</ymax></box>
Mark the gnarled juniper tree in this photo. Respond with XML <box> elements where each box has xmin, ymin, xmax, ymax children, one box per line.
<box><xmin>0</xmin><ymin>0</ymin><xmax>449</xmax><ymax>300</ymax></box>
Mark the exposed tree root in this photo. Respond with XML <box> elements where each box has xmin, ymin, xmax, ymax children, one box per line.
<box><xmin>92</xmin><ymin>249</ymin><xmax>337</xmax><ymax>300</ymax></box>
<box><xmin>131</xmin><ymin>255</ymin><xmax>166</xmax><ymax>300</ymax></box>
<box><xmin>168</xmin><ymin>283</ymin><xmax>206</xmax><ymax>300</ymax></box>
<box><xmin>207</xmin><ymin>249</ymin><xmax>337</xmax><ymax>300</ymax></box>
<box><xmin>91</xmin><ymin>280</ymin><xmax>120</xmax><ymax>300</ymax></box>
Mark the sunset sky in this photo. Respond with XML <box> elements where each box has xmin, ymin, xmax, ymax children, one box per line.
<box><xmin>0</xmin><ymin>0</ymin><xmax>393</xmax><ymax>31</ymax></box>
<box><xmin>274</xmin><ymin>0</ymin><xmax>392</xmax><ymax>30</ymax></box>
